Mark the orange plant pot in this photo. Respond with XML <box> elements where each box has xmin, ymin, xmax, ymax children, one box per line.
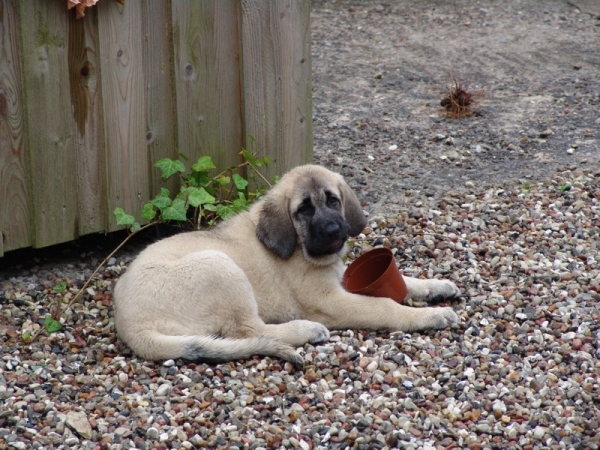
<box><xmin>342</xmin><ymin>247</ymin><xmax>408</xmax><ymax>304</ymax></box>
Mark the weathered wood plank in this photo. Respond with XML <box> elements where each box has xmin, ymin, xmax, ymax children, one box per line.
<box><xmin>68</xmin><ymin>7</ymin><xmax>107</xmax><ymax>235</ymax></box>
<box><xmin>171</xmin><ymin>0</ymin><xmax>242</xmax><ymax>171</ymax></box>
<box><xmin>97</xmin><ymin>0</ymin><xmax>149</xmax><ymax>230</ymax></box>
<box><xmin>141</xmin><ymin>1</ymin><xmax>178</xmax><ymax>196</ymax></box>
<box><xmin>18</xmin><ymin>0</ymin><xmax>78</xmax><ymax>248</ymax></box>
<box><xmin>0</xmin><ymin>0</ymin><xmax>31</xmax><ymax>254</ymax></box>
<box><xmin>240</xmin><ymin>0</ymin><xmax>313</xmax><ymax>179</ymax></box>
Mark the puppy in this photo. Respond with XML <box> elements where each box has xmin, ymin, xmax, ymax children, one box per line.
<box><xmin>113</xmin><ymin>165</ymin><xmax>460</xmax><ymax>365</ymax></box>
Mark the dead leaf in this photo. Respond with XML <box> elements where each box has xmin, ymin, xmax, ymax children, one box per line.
<box><xmin>67</xmin><ymin>0</ymin><xmax>100</xmax><ymax>19</ymax></box>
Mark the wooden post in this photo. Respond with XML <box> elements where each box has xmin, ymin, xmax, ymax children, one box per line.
<box><xmin>240</xmin><ymin>0</ymin><xmax>313</xmax><ymax>180</ymax></box>
<box><xmin>18</xmin><ymin>0</ymin><xmax>79</xmax><ymax>248</ymax></box>
<box><xmin>0</xmin><ymin>0</ymin><xmax>31</xmax><ymax>254</ymax></box>
<box><xmin>171</xmin><ymin>1</ymin><xmax>243</xmax><ymax>171</ymax></box>
<box><xmin>68</xmin><ymin>7</ymin><xmax>108</xmax><ymax>236</ymax></box>
<box><xmin>141</xmin><ymin>1</ymin><xmax>178</xmax><ymax>197</ymax></box>
<box><xmin>97</xmin><ymin>0</ymin><xmax>150</xmax><ymax>231</ymax></box>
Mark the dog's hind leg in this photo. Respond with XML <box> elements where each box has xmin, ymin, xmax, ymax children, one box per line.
<box><xmin>128</xmin><ymin>330</ymin><xmax>304</xmax><ymax>366</ymax></box>
<box><xmin>259</xmin><ymin>320</ymin><xmax>330</xmax><ymax>347</ymax></box>
<box><xmin>118</xmin><ymin>249</ymin><xmax>312</xmax><ymax>365</ymax></box>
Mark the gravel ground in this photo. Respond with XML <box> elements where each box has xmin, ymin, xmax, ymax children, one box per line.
<box><xmin>2</xmin><ymin>1</ymin><xmax>600</xmax><ymax>449</ymax></box>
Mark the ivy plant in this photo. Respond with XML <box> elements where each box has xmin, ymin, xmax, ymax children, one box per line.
<box><xmin>114</xmin><ymin>150</ymin><xmax>273</xmax><ymax>231</ymax></box>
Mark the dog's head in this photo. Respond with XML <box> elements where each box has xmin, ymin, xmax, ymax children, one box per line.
<box><xmin>256</xmin><ymin>165</ymin><xmax>367</xmax><ymax>264</ymax></box>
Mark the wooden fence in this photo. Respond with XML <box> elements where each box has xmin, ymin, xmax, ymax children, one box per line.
<box><xmin>0</xmin><ymin>0</ymin><xmax>313</xmax><ymax>256</ymax></box>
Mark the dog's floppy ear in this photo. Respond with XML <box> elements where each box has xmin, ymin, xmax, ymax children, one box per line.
<box><xmin>340</xmin><ymin>180</ymin><xmax>367</xmax><ymax>237</ymax></box>
<box><xmin>256</xmin><ymin>197</ymin><xmax>297</xmax><ymax>259</ymax></box>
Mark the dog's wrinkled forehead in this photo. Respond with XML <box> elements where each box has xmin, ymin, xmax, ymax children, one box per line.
<box><xmin>290</xmin><ymin>172</ymin><xmax>341</xmax><ymax>207</ymax></box>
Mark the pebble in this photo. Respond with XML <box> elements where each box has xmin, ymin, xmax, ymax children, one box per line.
<box><xmin>9</xmin><ymin>444</ymin><xmax>27</xmax><ymax>450</ymax></box>
<box><xmin>155</xmin><ymin>383</ymin><xmax>173</xmax><ymax>396</ymax></box>
<box><xmin>65</xmin><ymin>411</ymin><xmax>92</xmax><ymax>440</ymax></box>
<box><xmin>147</xmin><ymin>428</ymin><xmax>160</xmax><ymax>440</ymax></box>
<box><xmin>533</xmin><ymin>426</ymin><xmax>547</xmax><ymax>439</ymax></box>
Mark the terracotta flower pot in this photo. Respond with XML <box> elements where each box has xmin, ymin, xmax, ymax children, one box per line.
<box><xmin>342</xmin><ymin>247</ymin><xmax>408</xmax><ymax>303</ymax></box>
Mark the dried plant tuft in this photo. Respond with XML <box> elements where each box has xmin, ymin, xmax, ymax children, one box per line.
<box><xmin>440</xmin><ymin>76</ymin><xmax>484</xmax><ymax>118</ymax></box>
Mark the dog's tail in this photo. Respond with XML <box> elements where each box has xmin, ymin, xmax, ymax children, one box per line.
<box><xmin>125</xmin><ymin>331</ymin><xmax>305</xmax><ymax>366</ymax></box>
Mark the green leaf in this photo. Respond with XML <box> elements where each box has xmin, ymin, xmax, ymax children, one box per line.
<box><xmin>214</xmin><ymin>175</ymin><xmax>231</xmax><ymax>187</ymax></box>
<box><xmin>240</xmin><ymin>149</ymin><xmax>257</xmax><ymax>165</ymax></box>
<box><xmin>22</xmin><ymin>331</ymin><xmax>31</xmax><ymax>342</ymax></box>
<box><xmin>141</xmin><ymin>203</ymin><xmax>156</xmax><ymax>220</ymax></box>
<box><xmin>186</xmin><ymin>170</ymin><xmax>210</xmax><ymax>188</ymax></box>
<box><xmin>175</xmin><ymin>186</ymin><xmax>189</xmax><ymax>203</ymax></box>
<box><xmin>160</xmin><ymin>198</ymin><xmax>187</xmax><ymax>221</ymax></box>
<box><xmin>151</xmin><ymin>196</ymin><xmax>172</xmax><ymax>209</ymax></box>
<box><xmin>216</xmin><ymin>204</ymin><xmax>237</xmax><ymax>221</ymax></box>
<box><xmin>187</xmin><ymin>187</ymin><xmax>216</xmax><ymax>207</ymax></box>
<box><xmin>232</xmin><ymin>173</ymin><xmax>249</xmax><ymax>191</ymax></box>
<box><xmin>114</xmin><ymin>208</ymin><xmax>136</xmax><ymax>226</ymax></box>
<box><xmin>192</xmin><ymin>156</ymin><xmax>216</xmax><ymax>172</ymax></box>
<box><xmin>150</xmin><ymin>188</ymin><xmax>172</xmax><ymax>209</ymax></box>
<box><xmin>45</xmin><ymin>316</ymin><xmax>62</xmax><ymax>333</ymax></box>
<box><xmin>53</xmin><ymin>281</ymin><xmax>67</xmax><ymax>293</ymax></box>
<box><xmin>232</xmin><ymin>193</ymin><xmax>249</xmax><ymax>211</ymax></box>
<box><xmin>131</xmin><ymin>222</ymin><xmax>141</xmax><ymax>232</ymax></box>
<box><xmin>262</xmin><ymin>156</ymin><xmax>271</xmax><ymax>166</ymax></box>
<box><xmin>154</xmin><ymin>158</ymin><xmax>186</xmax><ymax>181</ymax></box>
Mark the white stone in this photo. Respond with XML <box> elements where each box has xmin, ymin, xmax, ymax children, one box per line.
<box><xmin>156</xmin><ymin>383</ymin><xmax>172</xmax><ymax>396</ymax></box>
<box><xmin>147</xmin><ymin>427</ymin><xmax>160</xmax><ymax>440</ymax></box>
<box><xmin>366</xmin><ymin>361</ymin><xmax>378</xmax><ymax>372</ymax></box>
<box><xmin>9</xmin><ymin>443</ymin><xmax>27</xmax><ymax>450</ymax></box>
<box><xmin>66</xmin><ymin>411</ymin><xmax>92</xmax><ymax>440</ymax></box>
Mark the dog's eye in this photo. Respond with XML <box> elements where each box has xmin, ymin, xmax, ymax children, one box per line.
<box><xmin>327</xmin><ymin>196</ymin><xmax>340</xmax><ymax>208</ymax></box>
<box><xmin>297</xmin><ymin>200</ymin><xmax>314</xmax><ymax>215</ymax></box>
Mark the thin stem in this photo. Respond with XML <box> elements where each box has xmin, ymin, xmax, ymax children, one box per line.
<box><xmin>247</xmin><ymin>163</ymin><xmax>272</xmax><ymax>188</ymax></box>
<box><xmin>26</xmin><ymin>222</ymin><xmax>156</xmax><ymax>344</ymax></box>
<box><xmin>195</xmin><ymin>206</ymin><xmax>201</xmax><ymax>229</ymax></box>
<box><xmin>65</xmin><ymin>221</ymin><xmax>158</xmax><ymax>310</ymax></box>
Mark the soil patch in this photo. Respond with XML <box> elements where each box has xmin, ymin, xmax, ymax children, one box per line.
<box><xmin>311</xmin><ymin>0</ymin><xmax>600</xmax><ymax>215</ymax></box>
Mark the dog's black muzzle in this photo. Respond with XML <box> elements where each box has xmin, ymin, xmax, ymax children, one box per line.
<box><xmin>305</xmin><ymin>211</ymin><xmax>350</xmax><ymax>257</ymax></box>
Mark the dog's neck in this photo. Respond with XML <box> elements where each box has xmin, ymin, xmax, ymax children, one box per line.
<box><xmin>301</xmin><ymin>244</ymin><xmax>348</xmax><ymax>267</ymax></box>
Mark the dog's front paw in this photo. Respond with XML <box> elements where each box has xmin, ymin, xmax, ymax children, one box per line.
<box><xmin>427</xmin><ymin>280</ymin><xmax>461</xmax><ymax>304</ymax></box>
<box><xmin>408</xmin><ymin>279</ymin><xmax>461</xmax><ymax>304</ymax></box>
<box><xmin>430</xmin><ymin>307</ymin><xmax>459</xmax><ymax>329</ymax></box>
<box><xmin>306</xmin><ymin>322</ymin><xmax>330</xmax><ymax>344</ymax></box>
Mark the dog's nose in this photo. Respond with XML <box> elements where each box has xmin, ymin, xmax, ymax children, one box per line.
<box><xmin>324</xmin><ymin>221</ymin><xmax>342</xmax><ymax>237</ymax></box>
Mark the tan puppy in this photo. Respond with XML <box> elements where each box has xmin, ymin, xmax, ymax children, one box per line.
<box><xmin>113</xmin><ymin>165</ymin><xmax>460</xmax><ymax>365</ymax></box>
